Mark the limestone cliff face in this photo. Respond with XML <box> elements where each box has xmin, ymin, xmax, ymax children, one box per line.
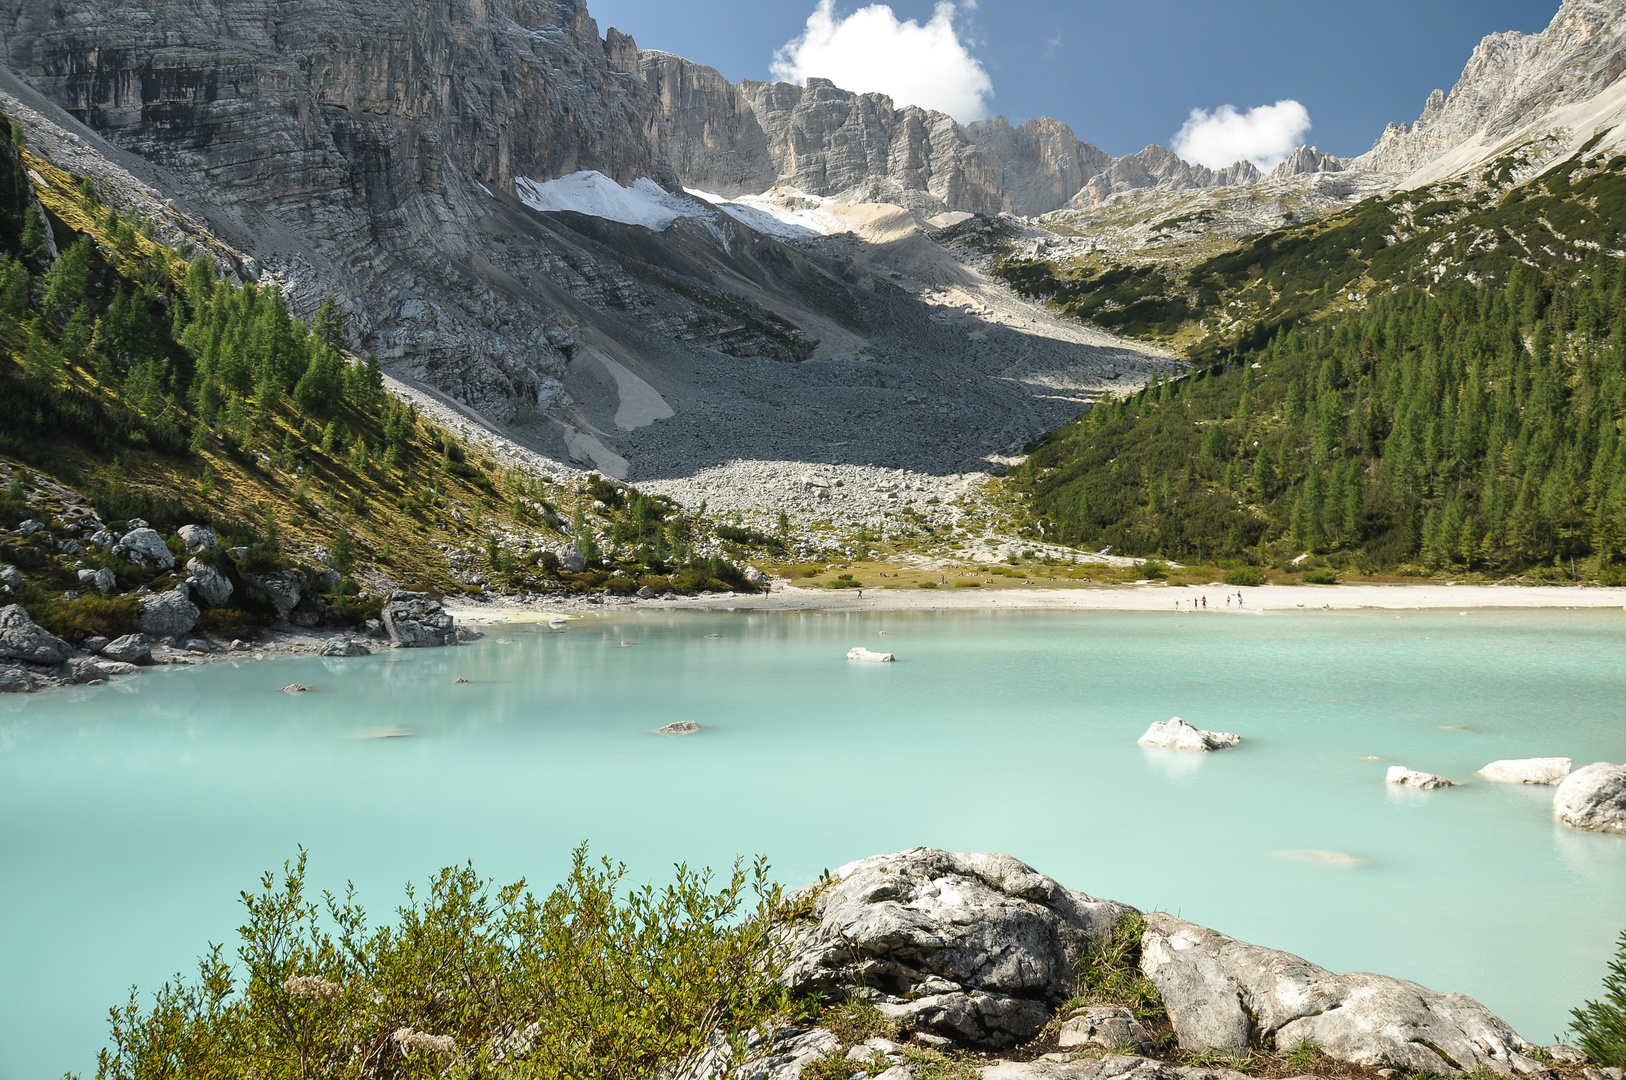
<box><xmin>963</xmin><ymin>116</ymin><xmax>1113</xmax><ymax>217</ymax></box>
<box><xmin>1356</xmin><ymin>0</ymin><xmax>1626</xmax><ymax>176</ymax></box>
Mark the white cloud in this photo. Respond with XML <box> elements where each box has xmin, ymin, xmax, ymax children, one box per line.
<box><xmin>1171</xmin><ymin>100</ymin><xmax>1312</xmax><ymax>171</ymax></box>
<box><xmin>771</xmin><ymin>1</ymin><xmax>993</xmax><ymax>122</ymax></box>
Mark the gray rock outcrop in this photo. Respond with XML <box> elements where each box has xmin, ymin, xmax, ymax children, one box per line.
<box><xmin>0</xmin><ymin>563</ymin><xmax>21</xmax><ymax>590</ymax></box>
<box><xmin>779</xmin><ymin>848</ymin><xmax>1132</xmax><ymax>1048</ymax></box>
<box><xmin>381</xmin><ymin>592</ymin><xmax>458</xmax><ymax>647</ymax></box>
<box><xmin>114</xmin><ymin>528</ymin><xmax>175</xmax><ymax>570</ymax></box>
<box><xmin>177</xmin><ymin>525</ymin><xmax>219</xmax><ymax>554</ymax></box>
<box><xmin>100</xmin><ymin>633</ymin><xmax>152</xmax><ymax>664</ymax></box>
<box><xmin>1479</xmin><ymin>758</ymin><xmax>1572</xmax><ymax>785</ymax></box>
<box><xmin>245</xmin><ymin>572</ymin><xmax>303</xmax><ymax>621</ymax></box>
<box><xmin>318</xmin><ymin>637</ymin><xmax>370</xmax><ymax>657</ymax></box>
<box><xmin>139</xmin><ymin>586</ymin><xmax>200</xmax><ymax>637</ymax></box>
<box><xmin>1139</xmin><ymin>912</ymin><xmax>1545</xmax><ymax>1076</ymax></box>
<box><xmin>0</xmin><ymin>604</ymin><xmax>70</xmax><ymax>664</ymax></box>
<box><xmin>1137</xmin><ymin>717</ymin><xmax>1239</xmax><ymax>752</ymax></box>
<box><xmin>1057</xmin><ymin>1007</ymin><xmax>1154</xmax><ymax>1054</ymax></box>
<box><xmin>559</xmin><ymin>545</ymin><xmax>588</xmax><ymax>573</ymax></box>
<box><xmin>1553</xmin><ymin>762</ymin><xmax>1626</xmax><ymax>834</ymax></box>
<box><xmin>983</xmin><ymin>1055</ymin><xmax>1250</xmax><ymax>1080</ymax></box>
<box><xmin>185</xmin><ymin>558</ymin><xmax>233</xmax><ymax>608</ymax></box>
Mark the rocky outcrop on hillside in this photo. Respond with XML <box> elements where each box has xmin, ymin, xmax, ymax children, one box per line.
<box><xmin>1355</xmin><ymin>0</ymin><xmax>1626</xmax><ymax>179</ymax></box>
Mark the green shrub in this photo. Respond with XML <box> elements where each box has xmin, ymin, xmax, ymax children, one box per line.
<box><xmin>1301</xmin><ymin>568</ymin><xmax>1338</xmax><ymax>585</ymax></box>
<box><xmin>1222</xmin><ymin>567</ymin><xmax>1264</xmax><ymax>586</ymax></box>
<box><xmin>1572</xmin><ymin>928</ymin><xmax>1626</xmax><ymax>1068</ymax></box>
<box><xmin>1134</xmin><ymin>560</ymin><xmax>1168</xmax><ymax>579</ymax></box>
<box><xmin>94</xmin><ymin>847</ymin><xmax>796</xmax><ymax>1080</ymax></box>
<box><xmin>917</xmin><ymin>581</ymin><xmax>938</xmax><ymax>589</ymax></box>
<box><xmin>827</xmin><ymin>574</ymin><xmax>862</xmax><ymax>589</ymax></box>
<box><xmin>31</xmin><ymin>594</ymin><xmax>141</xmax><ymax>640</ymax></box>
<box><xmin>953</xmin><ymin>580</ymin><xmax>981</xmax><ymax>588</ymax></box>
<box><xmin>604</xmin><ymin>576</ymin><xmax>640</xmax><ymax>595</ymax></box>
<box><xmin>197</xmin><ymin>608</ymin><xmax>261</xmax><ymax>637</ymax></box>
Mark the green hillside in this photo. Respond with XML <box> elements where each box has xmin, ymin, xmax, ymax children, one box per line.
<box><xmin>0</xmin><ymin>115</ymin><xmax>754</xmax><ymax>641</ymax></box>
<box><xmin>1001</xmin><ymin>148</ymin><xmax>1626</xmax><ymax>579</ymax></box>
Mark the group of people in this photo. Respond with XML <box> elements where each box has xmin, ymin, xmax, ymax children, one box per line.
<box><xmin>1174</xmin><ymin>592</ymin><xmax>1247</xmax><ymax>611</ymax></box>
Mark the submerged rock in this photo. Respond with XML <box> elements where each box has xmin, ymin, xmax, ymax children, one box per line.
<box><xmin>1386</xmin><ymin>766</ymin><xmax>1458</xmax><ymax>789</ymax></box>
<box><xmin>1478</xmin><ymin>758</ymin><xmax>1572</xmax><ymax>785</ymax></box>
<box><xmin>780</xmin><ymin>848</ymin><xmax>1131</xmax><ymax>1049</ymax></box>
<box><xmin>0</xmin><ymin>604</ymin><xmax>71</xmax><ymax>665</ymax></box>
<box><xmin>1137</xmin><ymin>717</ymin><xmax>1240</xmax><ymax>751</ymax></box>
<box><xmin>846</xmin><ymin>647</ymin><xmax>894</xmax><ymax>662</ymax></box>
<box><xmin>1553</xmin><ymin>762</ymin><xmax>1626</xmax><ymax>834</ymax></box>
<box><xmin>1140</xmin><ymin>912</ymin><xmax>1544</xmax><ymax>1075</ymax></box>
<box><xmin>653</xmin><ymin>720</ymin><xmax>703</xmax><ymax>735</ymax></box>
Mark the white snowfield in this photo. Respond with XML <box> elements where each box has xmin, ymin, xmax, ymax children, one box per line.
<box><xmin>515</xmin><ymin>169</ymin><xmax>839</xmax><ymax>239</ymax></box>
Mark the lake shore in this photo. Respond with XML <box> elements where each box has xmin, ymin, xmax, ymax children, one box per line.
<box><xmin>447</xmin><ymin>581</ymin><xmax>1626</xmax><ymax>622</ymax></box>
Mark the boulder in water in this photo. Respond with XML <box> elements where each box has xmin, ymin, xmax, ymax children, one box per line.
<box><xmin>382</xmin><ymin>592</ymin><xmax>458</xmax><ymax>647</ymax></box>
<box><xmin>1478</xmin><ymin>757</ymin><xmax>1571</xmax><ymax>785</ymax></box>
<box><xmin>319</xmin><ymin>637</ymin><xmax>371</xmax><ymax>657</ymax></box>
<box><xmin>847</xmin><ymin>647</ymin><xmax>894</xmax><ymax>662</ymax></box>
<box><xmin>1553</xmin><ymin>762</ymin><xmax>1626</xmax><ymax>834</ymax></box>
<box><xmin>1386</xmin><ymin>766</ymin><xmax>1457</xmax><ymax>789</ymax></box>
<box><xmin>1138</xmin><ymin>717</ymin><xmax>1240</xmax><ymax>751</ymax></box>
<box><xmin>653</xmin><ymin>721</ymin><xmax>702</xmax><ymax>736</ymax></box>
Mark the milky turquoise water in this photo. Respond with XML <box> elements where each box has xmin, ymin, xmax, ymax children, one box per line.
<box><xmin>3</xmin><ymin>608</ymin><xmax>1626</xmax><ymax>1080</ymax></box>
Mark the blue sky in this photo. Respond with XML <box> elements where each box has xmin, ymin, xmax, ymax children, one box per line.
<box><xmin>587</xmin><ymin>0</ymin><xmax>1557</xmax><ymax>160</ymax></box>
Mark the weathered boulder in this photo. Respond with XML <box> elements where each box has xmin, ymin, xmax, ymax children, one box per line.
<box><xmin>0</xmin><ymin>564</ymin><xmax>21</xmax><ymax>590</ymax></box>
<box><xmin>102</xmin><ymin>633</ymin><xmax>154</xmax><ymax>665</ymax></box>
<box><xmin>1479</xmin><ymin>758</ymin><xmax>1571</xmax><ymax>785</ymax></box>
<box><xmin>559</xmin><ymin>544</ymin><xmax>587</xmax><ymax>573</ymax></box>
<box><xmin>177</xmin><ymin>524</ymin><xmax>219</xmax><ymax>554</ymax></box>
<box><xmin>245</xmin><ymin>571</ymin><xmax>304</xmax><ymax>621</ymax></box>
<box><xmin>780</xmin><ymin>848</ymin><xmax>1132</xmax><ymax>1048</ymax></box>
<box><xmin>1386</xmin><ymin>766</ymin><xmax>1458</xmax><ymax>790</ymax></box>
<box><xmin>1138</xmin><ymin>717</ymin><xmax>1240</xmax><ymax>751</ymax></box>
<box><xmin>1553</xmin><ymin>762</ymin><xmax>1626</xmax><ymax>834</ymax></box>
<box><xmin>114</xmin><ymin>527</ymin><xmax>175</xmax><ymax>570</ymax></box>
<box><xmin>654</xmin><ymin>720</ymin><xmax>702</xmax><ymax>735</ymax></box>
<box><xmin>847</xmin><ymin>647</ymin><xmax>894</xmax><ymax>662</ymax></box>
<box><xmin>0</xmin><ymin>664</ymin><xmax>37</xmax><ymax>692</ymax></box>
<box><xmin>0</xmin><ymin>604</ymin><xmax>71</xmax><ymax>664</ymax></box>
<box><xmin>76</xmin><ymin>567</ymin><xmax>117</xmax><ymax>594</ymax></box>
<box><xmin>1139</xmin><ymin>913</ymin><xmax>1544</xmax><ymax>1075</ymax></box>
<box><xmin>140</xmin><ymin>586</ymin><xmax>200</xmax><ymax>637</ymax></box>
<box><xmin>382</xmin><ymin>592</ymin><xmax>458</xmax><ymax>647</ymax></box>
<box><xmin>1057</xmin><ymin>1007</ymin><xmax>1153</xmax><ymax>1054</ymax></box>
<box><xmin>744</xmin><ymin>566</ymin><xmax>769</xmax><ymax>587</ymax></box>
<box><xmin>186</xmin><ymin>558</ymin><xmax>233</xmax><ymax>608</ymax></box>
<box><xmin>318</xmin><ymin>637</ymin><xmax>370</xmax><ymax>657</ymax></box>
<box><xmin>636</xmin><ymin>585</ymin><xmax>657</xmax><ymax>599</ymax></box>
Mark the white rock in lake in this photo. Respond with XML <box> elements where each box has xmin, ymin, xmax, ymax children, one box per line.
<box><xmin>1138</xmin><ymin>717</ymin><xmax>1240</xmax><ymax>751</ymax></box>
<box><xmin>1478</xmin><ymin>757</ymin><xmax>1571</xmax><ymax>785</ymax></box>
<box><xmin>1553</xmin><ymin>762</ymin><xmax>1626</xmax><ymax>834</ymax></box>
<box><xmin>847</xmin><ymin>647</ymin><xmax>894</xmax><ymax>662</ymax></box>
<box><xmin>653</xmin><ymin>720</ymin><xmax>702</xmax><ymax>735</ymax></box>
<box><xmin>1386</xmin><ymin>766</ymin><xmax>1458</xmax><ymax>790</ymax></box>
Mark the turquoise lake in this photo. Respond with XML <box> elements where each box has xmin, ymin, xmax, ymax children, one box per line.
<box><xmin>3</xmin><ymin>608</ymin><xmax>1626</xmax><ymax>1079</ymax></box>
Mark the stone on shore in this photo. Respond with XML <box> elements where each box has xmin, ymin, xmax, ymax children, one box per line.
<box><xmin>1553</xmin><ymin>762</ymin><xmax>1626</xmax><ymax>834</ymax></box>
<box><xmin>319</xmin><ymin>637</ymin><xmax>370</xmax><ymax>657</ymax></box>
<box><xmin>382</xmin><ymin>592</ymin><xmax>458</xmax><ymax>647</ymax></box>
<box><xmin>558</xmin><ymin>544</ymin><xmax>587</xmax><ymax>573</ymax></box>
<box><xmin>1478</xmin><ymin>758</ymin><xmax>1572</xmax><ymax>785</ymax></box>
<box><xmin>0</xmin><ymin>604</ymin><xmax>71</xmax><ymax>664</ymax></box>
<box><xmin>983</xmin><ymin>1056</ymin><xmax>1251</xmax><ymax>1080</ymax></box>
<box><xmin>114</xmin><ymin>527</ymin><xmax>175</xmax><ymax>570</ymax></box>
<box><xmin>847</xmin><ymin>647</ymin><xmax>894</xmax><ymax>662</ymax></box>
<box><xmin>186</xmin><ymin>558</ymin><xmax>233</xmax><ymax>608</ymax></box>
<box><xmin>1386</xmin><ymin>766</ymin><xmax>1458</xmax><ymax>789</ymax></box>
<box><xmin>1058</xmin><ymin>1007</ymin><xmax>1153</xmax><ymax>1054</ymax></box>
<box><xmin>102</xmin><ymin>634</ymin><xmax>153</xmax><ymax>664</ymax></box>
<box><xmin>1139</xmin><ymin>912</ymin><xmax>1544</xmax><ymax>1075</ymax></box>
<box><xmin>177</xmin><ymin>524</ymin><xmax>219</xmax><ymax>554</ymax></box>
<box><xmin>0</xmin><ymin>664</ymin><xmax>37</xmax><ymax>692</ymax></box>
<box><xmin>654</xmin><ymin>720</ymin><xmax>702</xmax><ymax>735</ymax></box>
<box><xmin>140</xmin><ymin>586</ymin><xmax>200</xmax><ymax>637</ymax></box>
<box><xmin>1138</xmin><ymin>717</ymin><xmax>1240</xmax><ymax>751</ymax></box>
<box><xmin>779</xmin><ymin>848</ymin><xmax>1131</xmax><ymax>1048</ymax></box>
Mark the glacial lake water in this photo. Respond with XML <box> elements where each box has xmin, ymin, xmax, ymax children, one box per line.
<box><xmin>3</xmin><ymin>608</ymin><xmax>1626</xmax><ymax>1079</ymax></box>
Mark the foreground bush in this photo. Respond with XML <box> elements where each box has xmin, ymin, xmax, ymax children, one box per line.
<box><xmin>1221</xmin><ymin>567</ymin><xmax>1262</xmax><ymax>587</ymax></box>
<box><xmin>95</xmin><ymin>847</ymin><xmax>795</xmax><ymax>1080</ymax></box>
<box><xmin>1573</xmin><ymin>928</ymin><xmax>1626</xmax><ymax>1068</ymax></box>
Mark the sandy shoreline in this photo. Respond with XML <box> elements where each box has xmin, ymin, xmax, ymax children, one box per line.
<box><xmin>447</xmin><ymin>581</ymin><xmax>1626</xmax><ymax>622</ymax></box>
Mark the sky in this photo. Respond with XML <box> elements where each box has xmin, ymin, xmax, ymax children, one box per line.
<box><xmin>586</xmin><ymin>0</ymin><xmax>1558</xmax><ymax>165</ymax></box>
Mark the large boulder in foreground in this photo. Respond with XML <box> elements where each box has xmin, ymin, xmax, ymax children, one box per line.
<box><xmin>139</xmin><ymin>586</ymin><xmax>200</xmax><ymax>637</ymax></box>
<box><xmin>1138</xmin><ymin>718</ymin><xmax>1239</xmax><ymax>752</ymax></box>
<box><xmin>1553</xmin><ymin>762</ymin><xmax>1626</xmax><ymax>834</ymax></box>
<box><xmin>1139</xmin><ymin>913</ymin><xmax>1545</xmax><ymax>1076</ymax></box>
<box><xmin>0</xmin><ymin>604</ymin><xmax>71</xmax><ymax>664</ymax></box>
<box><xmin>780</xmin><ymin>848</ymin><xmax>1132</xmax><ymax>1048</ymax></box>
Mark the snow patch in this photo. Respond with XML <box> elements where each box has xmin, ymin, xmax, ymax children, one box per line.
<box><xmin>687</xmin><ymin>187</ymin><xmax>839</xmax><ymax>239</ymax></box>
<box><xmin>516</xmin><ymin>171</ymin><xmax>706</xmax><ymax>231</ymax></box>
